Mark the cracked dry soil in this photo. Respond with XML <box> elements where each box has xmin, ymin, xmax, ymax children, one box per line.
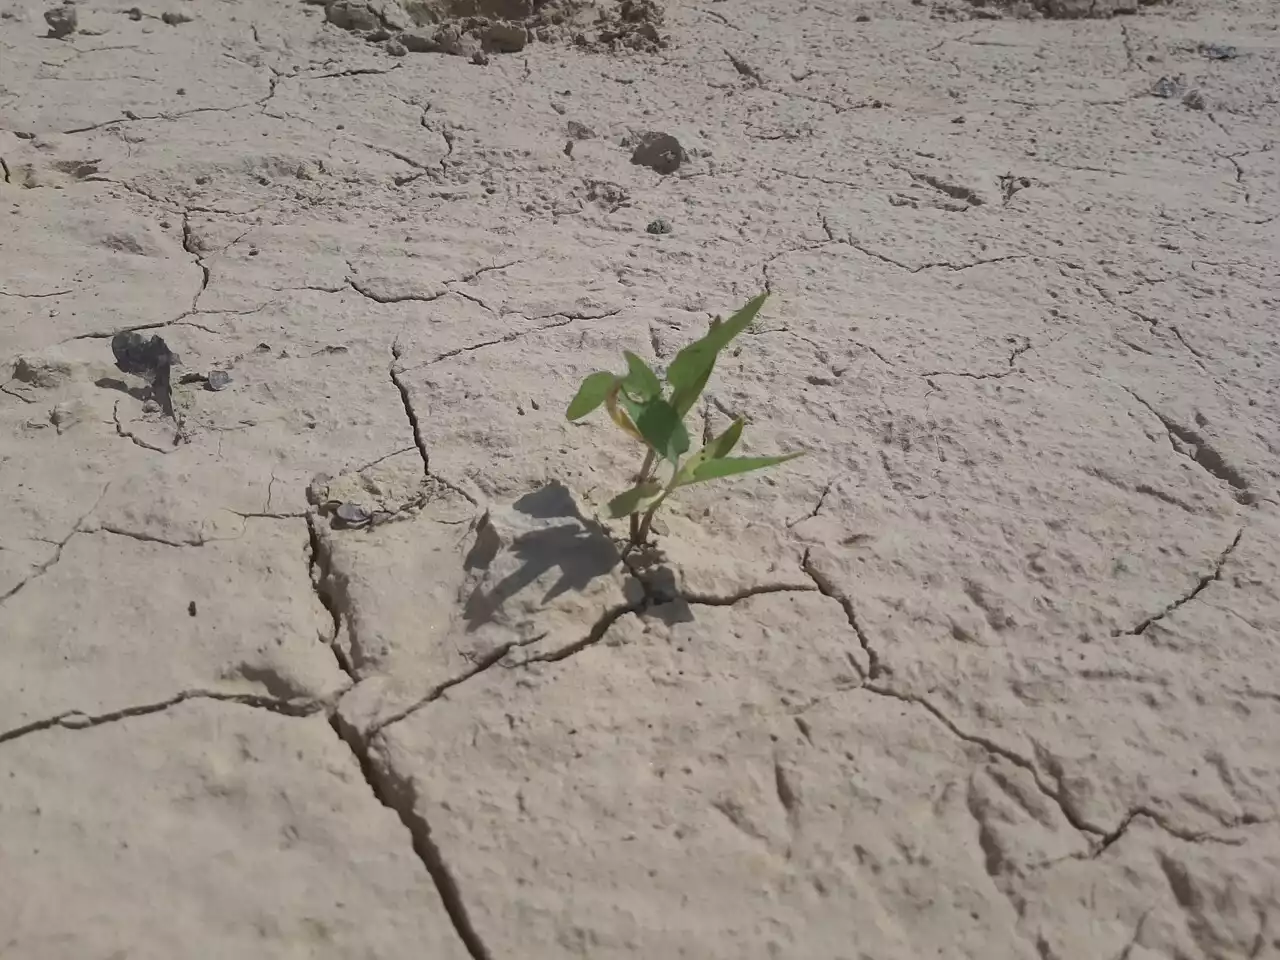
<box><xmin>2</xmin><ymin>0</ymin><xmax>1280</xmax><ymax>957</ymax></box>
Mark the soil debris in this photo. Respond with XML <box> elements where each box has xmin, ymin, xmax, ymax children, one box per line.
<box><xmin>319</xmin><ymin>0</ymin><xmax>665</xmax><ymax>56</ymax></box>
<box><xmin>965</xmin><ymin>0</ymin><xmax>1165</xmax><ymax>17</ymax></box>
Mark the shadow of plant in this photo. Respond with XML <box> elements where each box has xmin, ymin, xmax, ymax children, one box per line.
<box><xmin>462</xmin><ymin>483</ymin><xmax>624</xmax><ymax>630</ymax></box>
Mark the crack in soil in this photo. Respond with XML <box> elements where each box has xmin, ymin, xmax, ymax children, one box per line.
<box><xmin>389</xmin><ymin>345</ymin><xmax>430</xmax><ymax>477</ymax></box>
<box><xmin>346</xmin><ymin>259</ymin><xmax>527</xmax><ymax>306</ymax></box>
<box><xmin>373</xmin><ymin>579</ymin><xmax>824</xmax><ymax>736</ymax></box>
<box><xmin>307</xmin><ymin>513</ymin><xmax>358</xmax><ymax>679</ymax></box>
<box><xmin>1120</xmin><ymin>387</ymin><xmax>1252</xmax><ymax>502</ymax></box>
<box><xmin>62</xmin><ymin>100</ymin><xmax>258</xmax><ymax>135</ymax></box>
<box><xmin>425</xmin><ymin>309</ymin><xmax>623</xmax><ymax>366</ymax></box>
<box><xmin>860</xmin><ymin>683</ymin><xmax>1108</xmax><ymax>840</ymax></box>
<box><xmin>846</xmin><ymin>241</ymin><xmax>1029</xmax><ymax>274</ymax></box>
<box><xmin>0</xmin><ymin>484</ymin><xmax>108</xmax><ymax>609</ymax></box>
<box><xmin>1117</xmin><ymin>528</ymin><xmax>1245</xmax><ymax>637</ymax></box>
<box><xmin>906</xmin><ymin>169</ymin><xmax>985</xmax><ymax>207</ymax></box>
<box><xmin>97</xmin><ymin>523</ymin><xmax>207</xmax><ymax>548</ymax></box>
<box><xmin>331</xmin><ymin>718</ymin><xmax>494</xmax><ymax>960</ymax></box>
<box><xmin>0</xmin><ymin>688</ymin><xmax>335</xmax><ymax>747</ymax></box>
<box><xmin>787</xmin><ymin>477</ymin><xmax>835</xmax><ymax>527</ymax></box>
<box><xmin>801</xmin><ymin>548</ymin><xmax>882</xmax><ymax>679</ymax></box>
<box><xmin>113</xmin><ymin>399</ymin><xmax>177</xmax><ymax>453</ymax></box>
<box><xmin>305</xmin><ymin>502</ymin><xmax>491</xmax><ymax>960</ymax></box>
<box><xmin>181</xmin><ymin>211</ymin><xmax>212</xmax><ymax>299</ymax></box>
<box><xmin>0</xmin><ymin>287</ymin><xmax>74</xmax><ymax>299</ymax></box>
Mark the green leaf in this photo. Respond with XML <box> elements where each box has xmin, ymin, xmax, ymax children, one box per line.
<box><xmin>621</xmin><ymin>351</ymin><xmax>661</xmax><ymax>402</ymax></box>
<box><xmin>604</xmin><ymin>480</ymin><xmax>663</xmax><ymax>519</ymax></box>
<box><xmin>619</xmin><ymin>394</ymin><xmax>690</xmax><ymax>465</ymax></box>
<box><xmin>566</xmin><ymin>372</ymin><xmax>619</xmax><ymax>421</ymax></box>
<box><xmin>673</xmin><ymin>418</ymin><xmax>745</xmax><ymax>486</ymax></box>
<box><xmin>670</xmin><ymin>363</ymin><xmax>714</xmax><ymax>418</ymax></box>
<box><xmin>676</xmin><ymin>451</ymin><xmax>804</xmax><ymax>487</ymax></box>
<box><xmin>667</xmin><ymin>293</ymin><xmax>769</xmax><ymax>414</ymax></box>
<box><xmin>705</xmin><ymin>418</ymin><xmax>744</xmax><ymax>459</ymax></box>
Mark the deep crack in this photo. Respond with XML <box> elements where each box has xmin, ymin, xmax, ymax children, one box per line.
<box><xmin>1120</xmin><ymin>387</ymin><xmax>1252</xmax><ymax>502</ymax></box>
<box><xmin>331</xmin><ymin>718</ymin><xmax>493</xmax><ymax>960</ymax></box>
<box><xmin>389</xmin><ymin>346</ymin><xmax>430</xmax><ymax>477</ymax></box>
<box><xmin>306</xmin><ymin>513</ymin><xmax>358</xmax><ymax>680</ymax></box>
<box><xmin>181</xmin><ymin>211</ymin><xmax>212</xmax><ymax>298</ymax></box>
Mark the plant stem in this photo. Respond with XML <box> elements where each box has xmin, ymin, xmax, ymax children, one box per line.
<box><xmin>634</xmin><ymin>489</ymin><xmax>670</xmax><ymax>545</ymax></box>
<box><xmin>635</xmin><ymin>449</ymin><xmax>656</xmax><ymax>483</ymax></box>
<box><xmin>629</xmin><ymin>449</ymin><xmax>658</xmax><ymax>545</ymax></box>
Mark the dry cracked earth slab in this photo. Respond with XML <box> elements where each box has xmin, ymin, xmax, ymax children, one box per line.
<box><xmin>2</xmin><ymin>0</ymin><xmax>1279</xmax><ymax>956</ymax></box>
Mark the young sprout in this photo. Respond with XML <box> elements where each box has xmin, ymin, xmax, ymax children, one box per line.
<box><xmin>566</xmin><ymin>292</ymin><xmax>803</xmax><ymax>545</ymax></box>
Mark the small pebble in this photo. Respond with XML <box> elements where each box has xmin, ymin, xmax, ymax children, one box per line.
<box><xmin>207</xmin><ymin>369</ymin><xmax>231</xmax><ymax>391</ymax></box>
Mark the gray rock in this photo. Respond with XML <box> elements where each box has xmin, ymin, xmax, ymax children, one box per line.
<box><xmin>398</xmin><ymin>27</ymin><xmax>438</xmax><ymax>52</ymax></box>
<box><xmin>325</xmin><ymin>0</ymin><xmax>380</xmax><ymax>31</ymax></box>
<box><xmin>335</xmin><ymin>502</ymin><xmax>373</xmax><ymax>527</ymax></box>
<box><xmin>483</xmin><ymin>21</ymin><xmax>528</xmax><ymax>53</ymax></box>
<box><xmin>1151</xmin><ymin>75</ymin><xmax>1186</xmax><ymax>99</ymax></box>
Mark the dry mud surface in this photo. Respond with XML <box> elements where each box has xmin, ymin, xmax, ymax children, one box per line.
<box><xmin>2</xmin><ymin>0</ymin><xmax>1279</xmax><ymax>956</ymax></box>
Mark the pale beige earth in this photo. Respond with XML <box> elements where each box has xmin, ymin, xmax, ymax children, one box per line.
<box><xmin>2</xmin><ymin>0</ymin><xmax>1279</xmax><ymax>955</ymax></box>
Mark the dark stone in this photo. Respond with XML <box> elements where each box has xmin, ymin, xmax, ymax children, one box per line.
<box><xmin>111</xmin><ymin>331</ymin><xmax>177</xmax><ymax>416</ymax></box>
<box><xmin>43</xmin><ymin>3</ymin><xmax>77</xmax><ymax>38</ymax></box>
<box><xmin>1199</xmin><ymin>42</ymin><xmax>1238</xmax><ymax>61</ymax></box>
<box><xmin>630</xmin><ymin>132</ymin><xmax>685</xmax><ymax>175</ymax></box>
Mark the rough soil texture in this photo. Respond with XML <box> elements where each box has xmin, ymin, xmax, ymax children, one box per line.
<box><xmin>2</xmin><ymin>0</ymin><xmax>1279</xmax><ymax>956</ymax></box>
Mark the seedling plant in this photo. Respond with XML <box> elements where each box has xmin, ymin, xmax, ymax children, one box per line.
<box><xmin>566</xmin><ymin>292</ymin><xmax>802</xmax><ymax>546</ymax></box>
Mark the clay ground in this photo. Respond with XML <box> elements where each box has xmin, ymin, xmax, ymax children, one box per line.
<box><xmin>2</xmin><ymin>0</ymin><xmax>1279</xmax><ymax>956</ymax></box>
